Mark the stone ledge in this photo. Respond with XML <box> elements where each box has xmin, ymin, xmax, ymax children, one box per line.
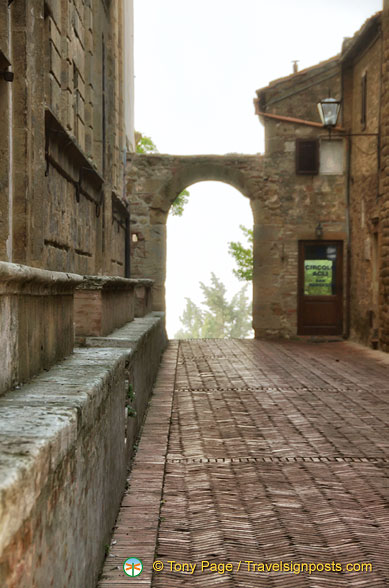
<box><xmin>76</xmin><ymin>275</ymin><xmax>140</xmax><ymax>291</ymax></box>
<box><xmin>0</xmin><ymin>347</ymin><xmax>130</xmax><ymax>587</ymax></box>
<box><xmin>0</xmin><ymin>312</ymin><xmax>167</xmax><ymax>588</ymax></box>
<box><xmin>0</xmin><ymin>261</ymin><xmax>82</xmax><ymax>295</ymax></box>
<box><xmin>76</xmin><ymin>312</ymin><xmax>167</xmax><ymax>458</ymax></box>
<box><xmin>77</xmin><ymin>312</ymin><xmax>165</xmax><ymax>348</ymax></box>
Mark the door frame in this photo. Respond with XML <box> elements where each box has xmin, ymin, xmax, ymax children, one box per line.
<box><xmin>297</xmin><ymin>240</ymin><xmax>344</xmax><ymax>336</ymax></box>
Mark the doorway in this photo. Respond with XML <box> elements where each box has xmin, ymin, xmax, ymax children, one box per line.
<box><xmin>298</xmin><ymin>241</ymin><xmax>343</xmax><ymax>336</ymax></box>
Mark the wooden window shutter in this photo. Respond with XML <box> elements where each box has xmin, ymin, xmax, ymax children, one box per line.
<box><xmin>296</xmin><ymin>139</ymin><xmax>319</xmax><ymax>175</ymax></box>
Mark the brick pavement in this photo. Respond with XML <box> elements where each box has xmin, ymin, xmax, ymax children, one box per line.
<box><xmin>98</xmin><ymin>339</ymin><xmax>389</xmax><ymax>588</ymax></box>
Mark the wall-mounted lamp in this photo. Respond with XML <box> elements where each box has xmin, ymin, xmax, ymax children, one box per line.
<box><xmin>1</xmin><ymin>70</ymin><xmax>14</xmax><ymax>82</ymax></box>
<box><xmin>315</xmin><ymin>222</ymin><xmax>323</xmax><ymax>239</ymax></box>
<box><xmin>317</xmin><ymin>95</ymin><xmax>341</xmax><ymax>138</ymax></box>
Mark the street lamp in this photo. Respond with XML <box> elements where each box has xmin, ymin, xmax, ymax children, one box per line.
<box><xmin>317</xmin><ymin>96</ymin><xmax>341</xmax><ymax>136</ymax></box>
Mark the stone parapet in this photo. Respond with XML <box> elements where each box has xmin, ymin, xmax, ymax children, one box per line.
<box><xmin>134</xmin><ymin>278</ymin><xmax>154</xmax><ymax>317</ymax></box>
<box><xmin>0</xmin><ymin>262</ymin><xmax>82</xmax><ymax>395</ymax></box>
<box><xmin>78</xmin><ymin>312</ymin><xmax>168</xmax><ymax>455</ymax></box>
<box><xmin>0</xmin><ymin>312</ymin><xmax>166</xmax><ymax>588</ymax></box>
<box><xmin>74</xmin><ymin>275</ymin><xmax>154</xmax><ymax>338</ymax></box>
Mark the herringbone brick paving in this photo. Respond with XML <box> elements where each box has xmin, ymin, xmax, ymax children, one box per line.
<box><xmin>99</xmin><ymin>339</ymin><xmax>389</xmax><ymax>588</ymax></box>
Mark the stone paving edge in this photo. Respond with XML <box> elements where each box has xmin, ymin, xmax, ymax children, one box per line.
<box><xmin>97</xmin><ymin>341</ymin><xmax>178</xmax><ymax>587</ymax></box>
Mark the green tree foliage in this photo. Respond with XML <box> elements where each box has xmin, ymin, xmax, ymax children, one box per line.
<box><xmin>175</xmin><ymin>273</ymin><xmax>251</xmax><ymax>339</ymax></box>
<box><xmin>135</xmin><ymin>132</ymin><xmax>158</xmax><ymax>154</ymax></box>
<box><xmin>170</xmin><ymin>189</ymin><xmax>189</xmax><ymax>216</ymax></box>
<box><xmin>174</xmin><ymin>298</ymin><xmax>203</xmax><ymax>339</ymax></box>
<box><xmin>228</xmin><ymin>225</ymin><xmax>253</xmax><ymax>281</ymax></box>
<box><xmin>135</xmin><ymin>131</ymin><xmax>189</xmax><ymax>216</ymax></box>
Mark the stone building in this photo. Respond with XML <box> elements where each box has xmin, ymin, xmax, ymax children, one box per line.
<box><xmin>0</xmin><ymin>0</ymin><xmax>133</xmax><ymax>277</ymax></box>
<box><xmin>380</xmin><ymin>2</ymin><xmax>389</xmax><ymax>351</ymax></box>
<box><xmin>252</xmin><ymin>2</ymin><xmax>389</xmax><ymax>351</ymax></box>
<box><xmin>341</xmin><ymin>10</ymin><xmax>386</xmax><ymax>349</ymax></box>
<box><xmin>254</xmin><ymin>56</ymin><xmax>347</xmax><ymax>338</ymax></box>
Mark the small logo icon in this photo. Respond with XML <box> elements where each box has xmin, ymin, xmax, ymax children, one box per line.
<box><xmin>123</xmin><ymin>557</ymin><xmax>143</xmax><ymax>577</ymax></box>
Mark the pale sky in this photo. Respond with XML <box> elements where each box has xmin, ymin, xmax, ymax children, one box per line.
<box><xmin>134</xmin><ymin>0</ymin><xmax>382</xmax><ymax>337</ymax></box>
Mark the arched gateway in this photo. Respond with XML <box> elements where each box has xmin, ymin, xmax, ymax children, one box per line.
<box><xmin>126</xmin><ymin>153</ymin><xmax>347</xmax><ymax>339</ymax></box>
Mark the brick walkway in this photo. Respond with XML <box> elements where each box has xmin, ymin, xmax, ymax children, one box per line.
<box><xmin>98</xmin><ymin>339</ymin><xmax>389</xmax><ymax>588</ymax></box>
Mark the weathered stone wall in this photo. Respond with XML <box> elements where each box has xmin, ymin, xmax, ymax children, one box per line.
<box><xmin>256</xmin><ymin>58</ymin><xmax>347</xmax><ymax>336</ymax></box>
<box><xmin>255</xmin><ymin>126</ymin><xmax>346</xmax><ymax>338</ymax></box>
<box><xmin>0</xmin><ymin>313</ymin><xmax>166</xmax><ymax>588</ymax></box>
<box><xmin>126</xmin><ymin>144</ymin><xmax>347</xmax><ymax>338</ymax></box>
<box><xmin>342</xmin><ymin>19</ymin><xmax>381</xmax><ymax>347</ymax></box>
<box><xmin>0</xmin><ymin>3</ymin><xmax>11</xmax><ymax>262</ymax></box>
<box><xmin>0</xmin><ymin>0</ymin><xmax>130</xmax><ymax>276</ymax></box>
<box><xmin>380</xmin><ymin>5</ymin><xmax>389</xmax><ymax>351</ymax></box>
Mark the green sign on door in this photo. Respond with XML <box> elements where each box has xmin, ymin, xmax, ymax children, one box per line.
<box><xmin>304</xmin><ymin>260</ymin><xmax>333</xmax><ymax>295</ymax></box>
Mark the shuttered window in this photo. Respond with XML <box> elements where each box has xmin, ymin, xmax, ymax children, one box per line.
<box><xmin>296</xmin><ymin>139</ymin><xmax>319</xmax><ymax>175</ymax></box>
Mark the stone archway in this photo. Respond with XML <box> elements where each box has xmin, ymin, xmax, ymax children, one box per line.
<box><xmin>126</xmin><ymin>153</ymin><xmax>295</xmax><ymax>338</ymax></box>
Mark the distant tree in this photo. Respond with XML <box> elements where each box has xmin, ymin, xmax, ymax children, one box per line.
<box><xmin>228</xmin><ymin>225</ymin><xmax>253</xmax><ymax>281</ymax></box>
<box><xmin>174</xmin><ymin>298</ymin><xmax>203</xmax><ymax>340</ymax></box>
<box><xmin>175</xmin><ymin>273</ymin><xmax>251</xmax><ymax>339</ymax></box>
<box><xmin>135</xmin><ymin>131</ymin><xmax>189</xmax><ymax>216</ymax></box>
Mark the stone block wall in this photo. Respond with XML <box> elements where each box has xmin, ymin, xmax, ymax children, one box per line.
<box><xmin>134</xmin><ymin>279</ymin><xmax>154</xmax><ymax>317</ymax></box>
<box><xmin>342</xmin><ymin>20</ymin><xmax>381</xmax><ymax>347</ymax></box>
<box><xmin>74</xmin><ymin>276</ymin><xmax>155</xmax><ymax>338</ymax></box>
<box><xmin>0</xmin><ymin>0</ymin><xmax>130</xmax><ymax>277</ymax></box>
<box><xmin>256</xmin><ymin>121</ymin><xmax>347</xmax><ymax>337</ymax></box>
<box><xmin>253</xmin><ymin>58</ymin><xmax>347</xmax><ymax>337</ymax></box>
<box><xmin>380</xmin><ymin>6</ymin><xmax>389</xmax><ymax>350</ymax></box>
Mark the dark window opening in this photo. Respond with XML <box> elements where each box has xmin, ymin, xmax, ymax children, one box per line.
<box><xmin>361</xmin><ymin>71</ymin><xmax>367</xmax><ymax>130</ymax></box>
<box><xmin>296</xmin><ymin>139</ymin><xmax>319</xmax><ymax>175</ymax></box>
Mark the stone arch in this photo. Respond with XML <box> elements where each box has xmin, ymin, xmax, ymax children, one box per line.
<box><xmin>126</xmin><ymin>154</ymin><xmax>263</xmax><ymax>226</ymax></box>
<box><xmin>161</xmin><ymin>156</ymin><xmax>256</xmax><ymax>207</ymax></box>
<box><xmin>126</xmin><ymin>152</ymin><xmax>264</xmax><ymax>308</ymax></box>
<box><xmin>126</xmin><ymin>152</ymin><xmax>285</xmax><ymax>338</ymax></box>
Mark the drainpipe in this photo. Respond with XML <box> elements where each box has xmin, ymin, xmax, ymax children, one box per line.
<box><xmin>125</xmin><ymin>212</ymin><xmax>131</xmax><ymax>278</ymax></box>
<box><xmin>6</xmin><ymin>4</ymin><xmax>13</xmax><ymax>262</ymax></box>
<box><xmin>345</xmin><ymin>135</ymin><xmax>351</xmax><ymax>340</ymax></box>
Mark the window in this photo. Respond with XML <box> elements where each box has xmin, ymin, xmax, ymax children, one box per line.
<box><xmin>319</xmin><ymin>139</ymin><xmax>344</xmax><ymax>175</ymax></box>
<box><xmin>361</xmin><ymin>71</ymin><xmax>367</xmax><ymax>130</ymax></box>
<box><xmin>296</xmin><ymin>139</ymin><xmax>319</xmax><ymax>175</ymax></box>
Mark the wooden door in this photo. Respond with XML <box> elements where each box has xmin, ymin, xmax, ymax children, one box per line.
<box><xmin>298</xmin><ymin>241</ymin><xmax>343</xmax><ymax>336</ymax></box>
